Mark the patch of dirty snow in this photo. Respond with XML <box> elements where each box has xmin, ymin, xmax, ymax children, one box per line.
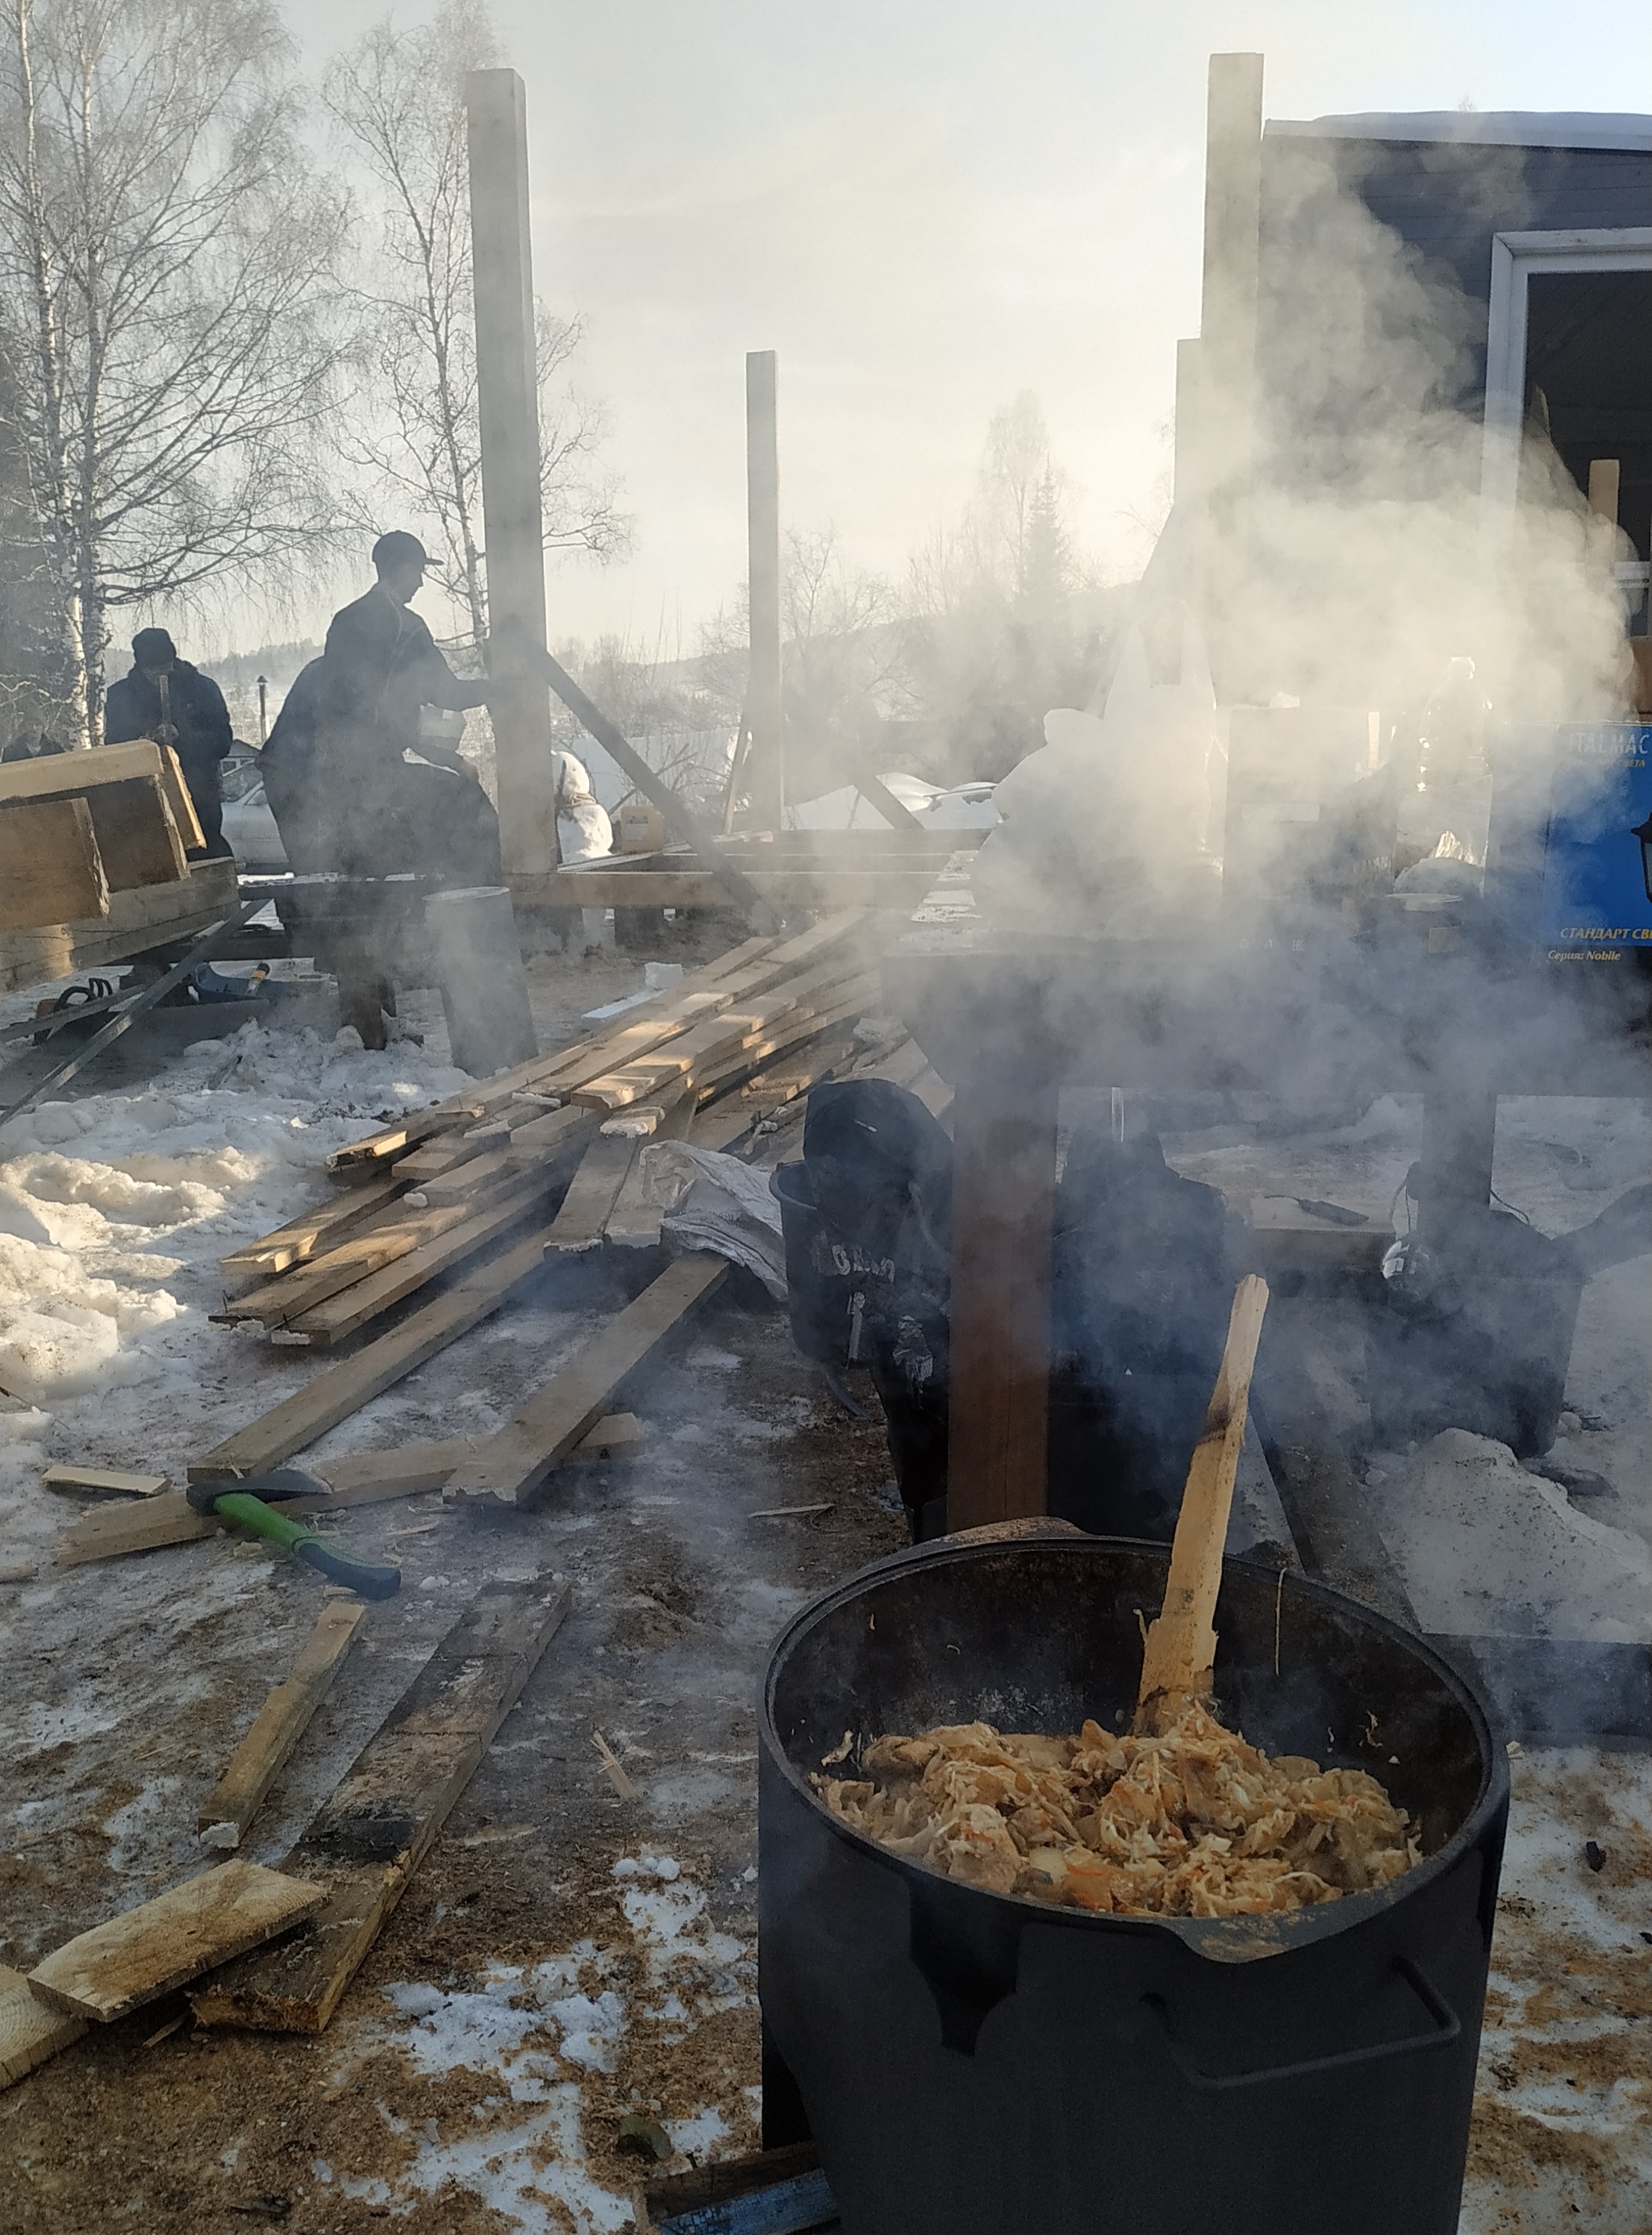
<box><xmin>0</xmin><ymin>1023</ymin><xmax>469</xmax><ymax>1407</ymax></box>
<box><xmin>337</xmin><ymin>1860</ymin><xmax>753</xmax><ymax>2229</ymax></box>
<box><xmin>1463</xmin><ymin>1748</ymin><xmax>1652</xmax><ymax>2229</ymax></box>
<box><xmin>1375</xmin><ymin>1431</ymin><xmax>1652</xmax><ymax>1641</ymax></box>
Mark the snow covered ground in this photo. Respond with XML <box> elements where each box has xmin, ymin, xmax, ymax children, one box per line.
<box><xmin>0</xmin><ymin>1018</ymin><xmax>472</xmax><ymax>1532</ymax></box>
<box><xmin>0</xmin><ymin>995</ymin><xmax>1646</xmax><ymax>2229</ymax></box>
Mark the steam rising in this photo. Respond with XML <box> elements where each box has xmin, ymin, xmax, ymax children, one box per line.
<box><xmin>978</xmin><ymin>138</ymin><xmax>1633</xmax><ymax>936</ymax></box>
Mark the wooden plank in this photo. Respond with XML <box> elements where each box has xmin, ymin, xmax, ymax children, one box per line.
<box><xmin>79</xmin><ymin>774</ymin><xmax>189</xmax><ymax>891</ymax></box>
<box><xmin>216</xmin><ymin>1152</ymin><xmax>565</xmax><ymax>1328</ymax></box>
<box><xmin>0</xmin><ymin>737</ymin><xmax>191</xmax><ymax>831</ymax></box>
<box><xmin>198</xmin><ymin>1602</ymin><xmax>368</xmax><ymax>1849</ymax></box>
<box><xmin>543</xmin><ymin>1131</ymin><xmax>638</xmax><ymax>1253</ymax></box>
<box><xmin>285</xmin><ymin>1169</ymin><xmax>572</xmax><ymax>1347</ymax></box>
<box><xmin>57</xmin><ymin>1416</ymin><xmax>637</xmax><ymax>1565</ymax></box>
<box><xmin>605</xmin><ymin>1097</ymin><xmax>695</xmax><ymax>1245</ymax></box>
<box><xmin>0</xmin><ymin>1964</ymin><xmax>88</xmax><ymax>2089</ymax></box>
<box><xmin>217</xmin><ymin>1182</ymin><xmax>403</xmax><ymax>1285</ymax></box>
<box><xmin>511</xmin><ymin>868</ymin><xmax>942</xmax><ymax>910</ymax></box>
<box><xmin>29</xmin><ymin>1861</ymin><xmax>326</xmax><ymax>2022</ymax></box>
<box><xmin>945</xmin><ymin>1057</ymin><xmax>1059</xmax><ymax>1531</ymax></box>
<box><xmin>218</xmin><ymin>1174</ymin><xmax>412</xmax><ymax>1288</ymax></box>
<box><xmin>191</xmin><ymin>1573</ymin><xmax>570</xmax><ymax>2033</ymax></box>
<box><xmin>215</xmin><ymin>1205</ymin><xmax>478</xmax><ymax>1328</ymax></box>
<box><xmin>0</xmin><ymin>796</ymin><xmax>109</xmax><ymax>929</ymax></box>
<box><xmin>570</xmin><ymin>961</ymin><xmax>866</xmax><ymax>1114</ymax></box>
<box><xmin>42</xmin><ymin>1464</ymin><xmax>169</xmax><ymax>1498</ymax></box>
<box><xmin>436</xmin><ymin>1107</ymin><xmax>594</xmax><ymax>1199</ymax></box>
<box><xmin>445</xmin><ymin>1255</ymin><xmax>730</xmax><ymax>1508</ymax></box>
<box><xmin>0</xmin><ymin>855</ymin><xmax>238</xmax><ymax>995</ymax></box>
<box><xmin>320</xmin><ymin>919</ymin><xmax>864</xmax><ymax>1172</ymax></box>
<box><xmin>186</xmin><ymin>1220</ymin><xmax>562</xmax><ymax>1482</ymax></box>
<box><xmin>689</xmin><ymin>985</ymin><xmax>876</xmax><ymax>1107</ymax></box>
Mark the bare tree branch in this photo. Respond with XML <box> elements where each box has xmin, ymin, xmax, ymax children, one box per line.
<box><xmin>0</xmin><ymin>0</ymin><xmax>348</xmax><ymax>741</ymax></box>
<box><xmin>325</xmin><ymin>0</ymin><xmax>629</xmax><ymax>661</ymax></box>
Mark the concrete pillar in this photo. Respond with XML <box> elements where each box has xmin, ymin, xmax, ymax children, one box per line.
<box><xmin>466</xmin><ymin>68</ymin><xmax>560</xmax><ymax>878</ymax></box>
<box><xmin>426</xmin><ymin>886</ymin><xmax>540</xmax><ymax>1078</ymax></box>
<box><xmin>1199</xmin><ymin>52</ymin><xmax>1265</xmax><ymax>489</ymax></box>
<box><xmin>745</xmin><ymin>350</ymin><xmax>783</xmax><ymax>832</ymax></box>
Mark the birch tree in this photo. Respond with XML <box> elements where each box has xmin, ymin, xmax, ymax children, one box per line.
<box><xmin>326</xmin><ymin>0</ymin><xmax>627</xmax><ymax>655</ymax></box>
<box><xmin>0</xmin><ymin>0</ymin><xmax>348</xmax><ymax>744</ymax></box>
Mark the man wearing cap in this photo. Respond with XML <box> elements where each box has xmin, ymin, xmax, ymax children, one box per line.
<box><xmin>103</xmin><ymin>627</ymin><xmax>235</xmax><ymax>855</ymax></box>
<box><xmin>261</xmin><ymin>532</ymin><xmax>502</xmax><ymax>882</ymax></box>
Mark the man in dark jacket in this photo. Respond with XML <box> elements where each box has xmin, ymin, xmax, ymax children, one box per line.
<box><xmin>103</xmin><ymin>628</ymin><xmax>234</xmax><ymax>855</ymax></box>
<box><xmin>261</xmin><ymin>531</ymin><xmax>502</xmax><ymax>883</ymax></box>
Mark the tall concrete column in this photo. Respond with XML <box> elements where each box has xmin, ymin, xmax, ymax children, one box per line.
<box><xmin>1199</xmin><ymin>52</ymin><xmax>1265</xmax><ymax>485</ymax></box>
<box><xmin>745</xmin><ymin>350</ymin><xmax>783</xmax><ymax>832</ymax></box>
<box><xmin>466</xmin><ymin>67</ymin><xmax>559</xmax><ymax>877</ymax></box>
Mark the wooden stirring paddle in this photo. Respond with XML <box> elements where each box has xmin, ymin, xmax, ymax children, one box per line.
<box><xmin>1134</xmin><ymin>1274</ymin><xmax>1270</xmax><ymax>1733</ymax></box>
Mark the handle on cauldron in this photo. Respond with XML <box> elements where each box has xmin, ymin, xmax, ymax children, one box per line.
<box><xmin>1141</xmin><ymin>1954</ymin><xmax>1460</xmax><ymax>2091</ymax></box>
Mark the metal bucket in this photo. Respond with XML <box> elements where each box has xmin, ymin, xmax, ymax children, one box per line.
<box><xmin>759</xmin><ymin>1529</ymin><xmax>1507</xmax><ymax>2235</ymax></box>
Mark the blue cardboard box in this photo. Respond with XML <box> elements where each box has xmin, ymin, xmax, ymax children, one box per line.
<box><xmin>1537</xmin><ymin>725</ymin><xmax>1652</xmax><ymax>961</ymax></box>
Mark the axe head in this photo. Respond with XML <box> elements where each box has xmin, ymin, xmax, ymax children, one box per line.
<box><xmin>185</xmin><ymin>1466</ymin><xmax>331</xmax><ymax>1515</ymax></box>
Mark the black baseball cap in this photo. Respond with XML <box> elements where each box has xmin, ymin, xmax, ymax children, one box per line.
<box><xmin>132</xmin><ymin>627</ymin><xmax>177</xmax><ymax>665</ymax></box>
<box><xmin>371</xmin><ymin>531</ymin><xmax>430</xmax><ymax>572</ymax></box>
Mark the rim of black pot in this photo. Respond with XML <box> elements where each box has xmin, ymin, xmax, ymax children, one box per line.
<box><xmin>761</xmin><ymin>1528</ymin><xmax>1507</xmax><ymax>1964</ymax></box>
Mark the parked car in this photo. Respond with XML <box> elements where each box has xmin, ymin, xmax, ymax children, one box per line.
<box><xmin>219</xmin><ymin>752</ymin><xmax>288</xmax><ymax>871</ymax></box>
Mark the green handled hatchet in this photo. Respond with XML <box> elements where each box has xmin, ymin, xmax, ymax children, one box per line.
<box><xmin>186</xmin><ymin>1467</ymin><xmax>402</xmax><ymax>1599</ymax></box>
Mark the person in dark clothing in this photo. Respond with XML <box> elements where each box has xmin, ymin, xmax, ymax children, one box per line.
<box><xmin>103</xmin><ymin>628</ymin><xmax>235</xmax><ymax>856</ymax></box>
<box><xmin>1</xmin><ymin>730</ymin><xmax>68</xmax><ymax>762</ymax></box>
<box><xmin>261</xmin><ymin>531</ymin><xmax>502</xmax><ymax>884</ymax></box>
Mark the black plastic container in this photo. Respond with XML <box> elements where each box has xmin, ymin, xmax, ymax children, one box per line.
<box><xmin>1368</xmin><ymin>1204</ymin><xmax>1584</xmax><ymax>1457</ymax></box>
<box><xmin>770</xmin><ymin>1161</ymin><xmax>857</xmax><ymax>1366</ymax></box>
<box><xmin>759</xmin><ymin>1531</ymin><xmax>1507</xmax><ymax>2235</ymax></box>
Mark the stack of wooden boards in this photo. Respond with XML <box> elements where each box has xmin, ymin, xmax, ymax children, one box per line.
<box><xmin>0</xmin><ymin>739</ymin><xmax>238</xmax><ymax>994</ymax></box>
<box><xmin>52</xmin><ymin>907</ymin><xmax>948</xmax><ymax>1560</ymax></box>
<box><xmin>212</xmin><ymin>911</ymin><xmax>882</xmax><ymax>1349</ymax></box>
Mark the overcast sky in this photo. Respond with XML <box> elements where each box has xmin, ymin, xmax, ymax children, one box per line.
<box><xmin>273</xmin><ymin>0</ymin><xmax>1650</xmax><ymax>655</ymax></box>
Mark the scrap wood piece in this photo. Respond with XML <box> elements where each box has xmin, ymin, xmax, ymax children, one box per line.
<box><xmin>592</xmin><ymin>1728</ymin><xmax>636</xmax><ymax>1801</ymax></box>
<box><xmin>58</xmin><ymin>1416</ymin><xmax>640</xmax><ymax>1566</ymax></box>
<box><xmin>42</xmin><ymin>1463</ymin><xmax>169</xmax><ymax>1498</ymax></box>
<box><xmin>446</xmin><ymin>1254</ymin><xmax>730</xmax><ymax>1509</ymax></box>
<box><xmin>192</xmin><ymin>1572</ymin><xmax>570</xmax><ymax>2034</ymax></box>
<box><xmin>0</xmin><ymin>1965</ymin><xmax>87</xmax><ymax>2089</ymax></box>
<box><xmin>29</xmin><ymin>1861</ymin><xmax>327</xmax><ymax>2023</ymax></box>
<box><xmin>570</xmin><ymin>1411</ymin><xmax>645</xmax><ymax>1460</ymax></box>
<box><xmin>197</xmin><ymin>1601</ymin><xmax>368</xmax><ymax>1850</ymax></box>
<box><xmin>219</xmin><ymin>1173</ymin><xmax>408</xmax><ymax>1287</ymax></box>
<box><xmin>544</xmin><ymin>1130</ymin><xmax>640</xmax><ymax>1253</ymax></box>
<box><xmin>187</xmin><ymin>1219</ymin><xmax>563</xmax><ymax>1483</ymax></box>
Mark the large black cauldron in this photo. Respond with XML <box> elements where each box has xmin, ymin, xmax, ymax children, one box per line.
<box><xmin>759</xmin><ymin>1529</ymin><xmax>1507</xmax><ymax>2235</ymax></box>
